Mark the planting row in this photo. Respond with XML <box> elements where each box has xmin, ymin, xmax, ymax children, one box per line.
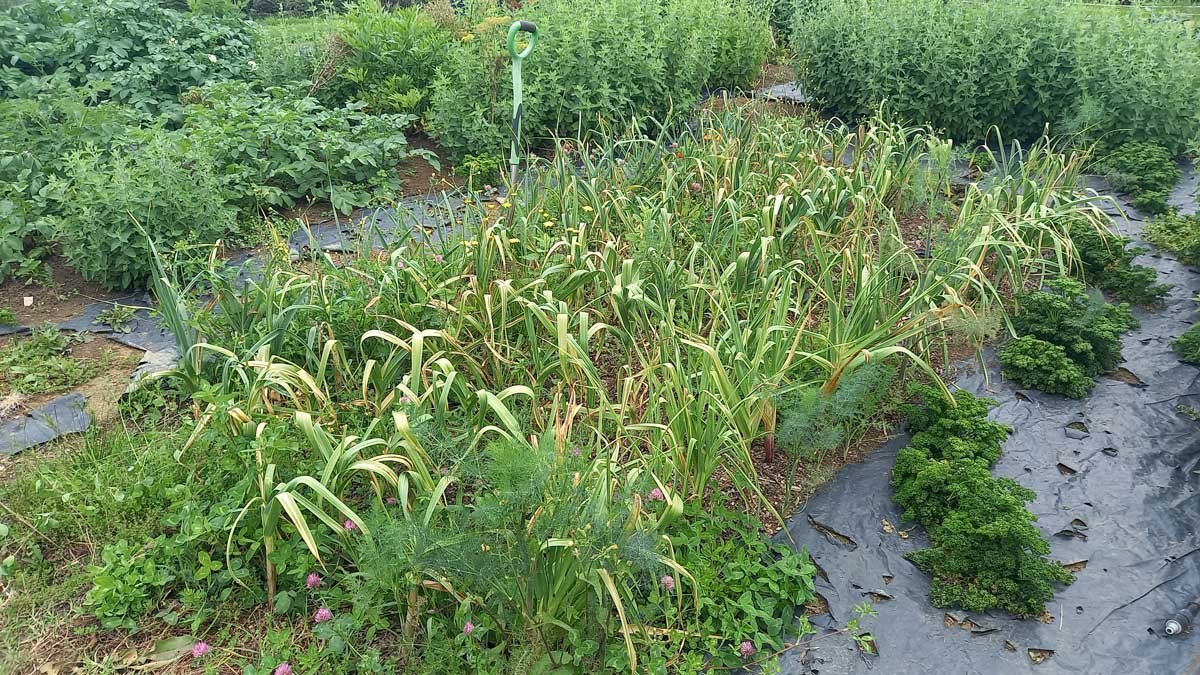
<box><xmin>1</xmin><ymin>107</ymin><xmax>1142</xmax><ymax>671</ymax></box>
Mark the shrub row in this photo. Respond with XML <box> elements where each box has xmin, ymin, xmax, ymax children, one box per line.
<box><xmin>893</xmin><ymin>384</ymin><xmax>1073</xmax><ymax>617</ymax></box>
<box><xmin>998</xmin><ymin>277</ymin><xmax>1138</xmax><ymax>398</ymax></box>
<box><xmin>793</xmin><ymin>0</ymin><xmax>1200</xmax><ymax>153</ymax></box>
<box><xmin>426</xmin><ymin>0</ymin><xmax>772</xmax><ymax>158</ymax></box>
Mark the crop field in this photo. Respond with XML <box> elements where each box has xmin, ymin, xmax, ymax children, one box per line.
<box><xmin>0</xmin><ymin>1</ymin><xmax>1198</xmax><ymax>674</ymax></box>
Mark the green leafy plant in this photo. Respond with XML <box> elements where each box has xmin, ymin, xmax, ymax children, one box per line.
<box><xmin>998</xmin><ymin>336</ymin><xmax>1093</xmax><ymax>399</ymax></box>
<box><xmin>188</xmin><ymin>0</ymin><xmax>248</xmax><ymax>17</ymax></box>
<box><xmin>1098</xmin><ymin>141</ymin><xmax>1181</xmax><ymax>215</ymax></box>
<box><xmin>902</xmin><ymin>383</ymin><xmax>1011</xmax><ymax>466</ymax></box>
<box><xmin>903</xmin><ymin>460</ymin><xmax>1073</xmax><ymax>617</ymax></box>
<box><xmin>1145</xmin><ymin>211</ymin><xmax>1200</xmax><ymax>266</ymax></box>
<box><xmin>892</xmin><ymin>385</ymin><xmax>1071</xmax><ymax>617</ymax></box>
<box><xmin>453</xmin><ymin>153</ymin><xmax>505</xmax><ymax>190</ymax></box>
<box><xmin>84</xmin><ymin>538</ymin><xmax>177</xmax><ymax>629</ymax></box>
<box><xmin>1174</xmin><ymin>322</ymin><xmax>1200</xmax><ymax>365</ymax></box>
<box><xmin>794</xmin><ymin>0</ymin><xmax>1200</xmax><ymax>152</ymax></box>
<box><xmin>1011</xmin><ymin>277</ymin><xmax>1136</xmax><ymax>378</ymax></box>
<box><xmin>250</xmin><ymin>15</ymin><xmax>335</xmax><ymax>92</ymax></box>
<box><xmin>1067</xmin><ymin>219</ymin><xmax>1169</xmax><ymax>307</ymax></box>
<box><xmin>0</xmin><ymin>308</ymin><xmax>16</xmax><ymax>326</ymax></box>
<box><xmin>314</xmin><ymin>0</ymin><xmax>454</xmax><ymax>115</ymax></box>
<box><xmin>180</xmin><ymin>81</ymin><xmax>429</xmax><ymax>213</ymax></box>
<box><xmin>1071</xmin><ymin>13</ymin><xmax>1200</xmax><ymax>155</ymax></box>
<box><xmin>775</xmin><ymin>362</ymin><xmax>897</xmax><ymax>458</ymax></box>
<box><xmin>51</xmin><ymin>131</ymin><xmax>241</xmax><ymax>290</ymax></box>
<box><xmin>426</xmin><ymin>0</ymin><xmax>772</xmax><ymax>158</ymax></box>
<box><xmin>0</xmin><ymin>85</ymin><xmax>143</xmax><ymax>282</ymax></box>
<box><xmin>0</xmin><ymin>0</ymin><xmax>256</xmax><ymax>114</ymax></box>
<box><xmin>666</xmin><ymin>502</ymin><xmax>815</xmax><ymax>668</ymax></box>
<box><xmin>95</xmin><ymin>304</ymin><xmax>137</xmax><ymax>333</ymax></box>
<box><xmin>794</xmin><ymin>0</ymin><xmax>1082</xmax><ymax>143</ymax></box>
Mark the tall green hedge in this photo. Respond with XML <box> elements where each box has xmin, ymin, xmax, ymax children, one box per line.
<box><xmin>794</xmin><ymin>0</ymin><xmax>1200</xmax><ymax>153</ymax></box>
<box><xmin>425</xmin><ymin>0</ymin><xmax>772</xmax><ymax>159</ymax></box>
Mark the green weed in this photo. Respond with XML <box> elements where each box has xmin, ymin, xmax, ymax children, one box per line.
<box><xmin>0</xmin><ymin>325</ymin><xmax>94</xmax><ymax>396</ymax></box>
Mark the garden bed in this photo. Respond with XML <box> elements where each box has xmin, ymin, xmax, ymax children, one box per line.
<box><xmin>2</xmin><ymin>0</ymin><xmax>1200</xmax><ymax>673</ymax></box>
<box><xmin>780</xmin><ymin>169</ymin><xmax>1200</xmax><ymax>674</ymax></box>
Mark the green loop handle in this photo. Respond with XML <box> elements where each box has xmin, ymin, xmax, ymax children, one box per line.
<box><xmin>507</xmin><ymin>20</ymin><xmax>538</xmax><ymax>61</ymax></box>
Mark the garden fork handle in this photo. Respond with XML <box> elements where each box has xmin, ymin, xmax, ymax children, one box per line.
<box><xmin>508</xmin><ymin>20</ymin><xmax>538</xmax><ymax>190</ymax></box>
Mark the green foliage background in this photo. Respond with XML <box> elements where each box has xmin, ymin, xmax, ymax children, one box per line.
<box><xmin>426</xmin><ymin>0</ymin><xmax>772</xmax><ymax>158</ymax></box>
<box><xmin>794</xmin><ymin>0</ymin><xmax>1200</xmax><ymax>152</ymax></box>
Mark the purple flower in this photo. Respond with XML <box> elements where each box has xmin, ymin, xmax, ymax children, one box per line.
<box><xmin>305</xmin><ymin>572</ymin><xmax>322</xmax><ymax>590</ymax></box>
<box><xmin>433</xmin><ymin>254</ymin><xmax>443</xmax><ymax>262</ymax></box>
<box><xmin>314</xmin><ymin>607</ymin><xmax>333</xmax><ymax>624</ymax></box>
<box><xmin>739</xmin><ymin>640</ymin><xmax>755</xmax><ymax>659</ymax></box>
<box><xmin>343</xmin><ymin>519</ymin><xmax>357</xmax><ymax>532</ymax></box>
<box><xmin>570</xmin><ymin>446</ymin><xmax>582</xmax><ymax>457</ymax></box>
<box><xmin>399</xmin><ymin>396</ymin><xmax>411</xmax><ymax>404</ymax></box>
<box><xmin>386</xmin><ymin>496</ymin><xmax>398</xmax><ymax>505</ymax></box>
<box><xmin>192</xmin><ymin>641</ymin><xmax>211</xmax><ymax>658</ymax></box>
<box><xmin>396</xmin><ymin>260</ymin><xmax>405</xmax><ymax>270</ymax></box>
<box><xmin>690</xmin><ymin>182</ymin><xmax>702</xmax><ymax>193</ymax></box>
<box><xmin>669</xmin><ymin>142</ymin><xmax>679</xmax><ymax>149</ymax></box>
<box><xmin>274</xmin><ymin>664</ymin><xmax>293</xmax><ymax>675</ymax></box>
<box><xmin>463</xmin><ymin>621</ymin><xmax>475</xmax><ymax>635</ymax></box>
<box><xmin>647</xmin><ymin>487</ymin><xmax>664</xmax><ymax>501</ymax></box>
<box><xmin>660</xmin><ymin>575</ymin><xmax>675</xmax><ymax>592</ymax></box>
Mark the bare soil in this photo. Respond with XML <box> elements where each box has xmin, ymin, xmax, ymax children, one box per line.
<box><xmin>400</xmin><ymin>133</ymin><xmax>464</xmax><ymax>196</ymax></box>
<box><xmin>0</xmin><ymin>257</ymin><xmax>124</xmax><ymax>327</ymax></box>
<box><xmin>755</xmin><ymin>62</ymin><xmax>796</xmax><ymax>89</ymax></box>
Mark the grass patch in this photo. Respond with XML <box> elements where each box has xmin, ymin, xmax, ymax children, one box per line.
<box><xmin>0</xmin><ymin>326</ymin><xmax>95</xmax><ymax>397</ymax></box>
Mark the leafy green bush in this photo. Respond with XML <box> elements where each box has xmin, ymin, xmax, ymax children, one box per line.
<box><xmin>180</xmin><ymin>81</ymin><xmax>426</xmax><ymax>213</ymax></box>
<box><xmin>794</xmin><ymin>0</ymin><xmax>1200</xmax><ymax>151</ymax></box>
<box><xmin>906</xmin><ymin>465</ymin><xmax>1073</xmax><ymax>617</ymax></box>
<box><xmin>892</xmin><ymin>386</ymin><xmax>1071</xmax><ymax>617</ymax></box>
<box><xmin>1067</xmin><ymin>220</ymin><xmax>1169</xmax><ymax>307</ymax></box>
<box><xmin>1072</xmin><ymin>13</ymin><xmax>1200</xmax><ymax>155</ymax></box>
<box><xmin>314</xmin><ymin>0</ymin><xmax>454</xmax><ymax>115</ymax></box>
<box><xmin>998</xmin><ymin>336</ymin><xmax>1093</xmax><ymax>399</ymax></box>
<box><xmin>902</xmin><ymin>385</ymin><xmax>1010</xmax><ymax>466</ymax></box>
<box><xmin>51</xmin><ymin>133</ymin><xmax>241</xmax><ymax>289</ymax></box>
<box><xmin>1175</xmin><ymin>323</ymin><xmax>1200</xmax><ymax>365</ymax></box>
<box><xmin>776</xmin><ymin>362</ymin><xmax>896</xmax><ymax>457</ymax></box>
<box><xmin>1146</xmin><ymin>211</ymin><xmax>1200</xmax><ymax>266</ymax></box>
<box><xmin>1012</xmin><ymin>277</ymin><xmax>1136</xmax><ymax>378</ymax></box>
<box><xmin>794</xmin><ymin>0</ymin><xmax>1081</xmax><ymax>143</ymax></box>
<box><xmin>0</xmin><ymin>0</ymin><xmax>255</xmax><ymax>114</ymax></box>
<box><xmin>1098</xmin><ymin>141</ymin><xmax>1181</xmax><ymax>215</ymax></box>
<box><xmin>84</xmin><ymin>538</ymin><xmax>177</xmax><ymax>630</ymax></box>
<box><xmin>250</xmin><ymin>15</ymin><xmax>336</xmax><ymax>92</ymax></box>
<box><xmin>426</xmin><ymin>0</ymin><xmax>772</xmax><ymax>158</ymax></box>
<box><xmin>0</xmin><ymin>86</ymin><xmax>142</xmax><ymax>282</ymax></box>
